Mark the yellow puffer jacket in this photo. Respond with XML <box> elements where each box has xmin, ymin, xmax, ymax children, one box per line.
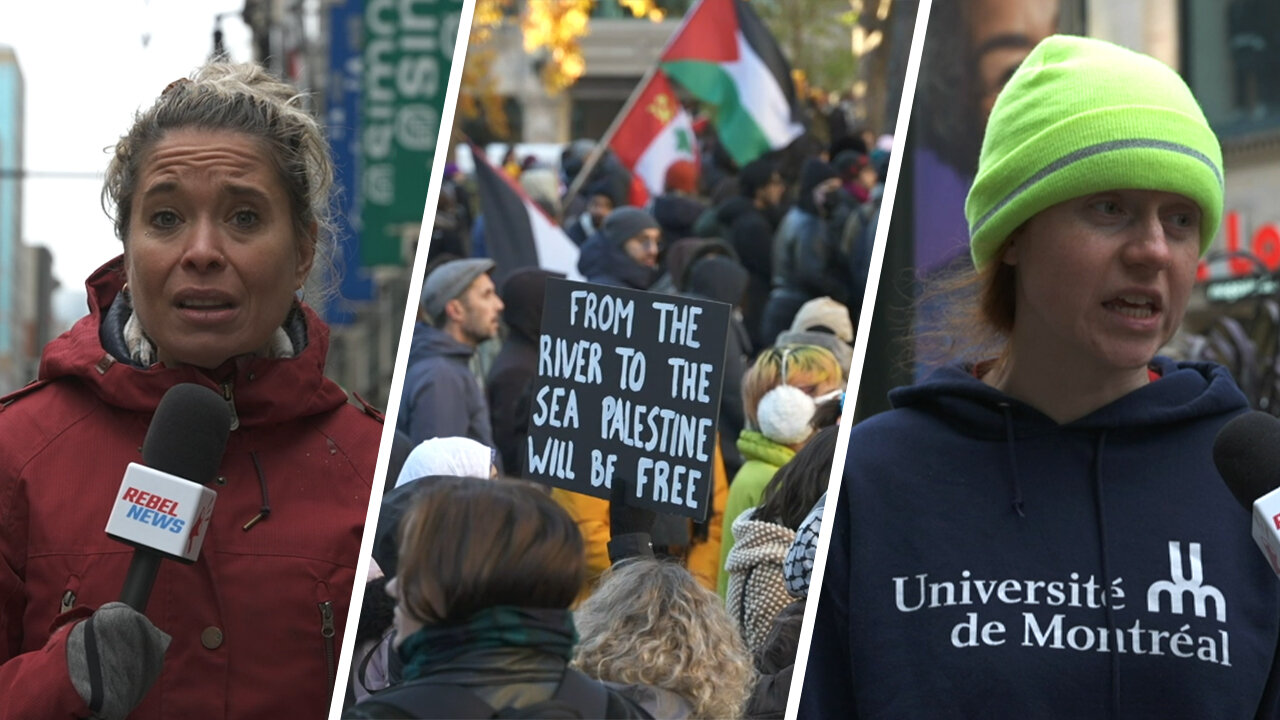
<box><xmin>552</xmin><ymin>440</ymin><xmax>729</xmax><ymax>598</ymax></box>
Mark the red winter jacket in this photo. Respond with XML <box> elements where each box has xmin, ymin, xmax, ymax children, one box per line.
<box><xmin>0</xmin><ymin>258</ymin><xmax>381</xmax><ymax>719</ymax></box>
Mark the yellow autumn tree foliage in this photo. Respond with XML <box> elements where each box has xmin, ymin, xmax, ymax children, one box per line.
<box><xmin>459</xmin><ymin>0</ymin><xmax>660</xmax><ymax>138</ymax></box>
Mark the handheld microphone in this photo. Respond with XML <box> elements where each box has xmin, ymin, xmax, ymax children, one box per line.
<box><xmin>1212</xmin><ymin>410</ymin><xmax>1280</xmax><ymax>577</ymax></box>
<box><xmin>106</xmin><ymin>384</ymin><xmax>231</xmax><ymax>611</ymax></box>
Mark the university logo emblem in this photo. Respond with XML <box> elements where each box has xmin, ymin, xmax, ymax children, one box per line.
<box><xmin>1147</xmin><ymin>541</ymin><xmax>1226</xmax><ymax>622</ymax></box>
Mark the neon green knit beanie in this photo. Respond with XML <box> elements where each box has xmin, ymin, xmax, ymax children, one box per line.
<box><xmin>965</xmin><ymin>35</ymin><xmax>1223</xmax><ymax>269</ymax></box>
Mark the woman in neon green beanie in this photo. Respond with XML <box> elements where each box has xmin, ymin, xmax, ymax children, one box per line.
<box><xmin>800</xmin><ymin>35</ymin><xmax>1280</xmax><ymax>718</ymax></box>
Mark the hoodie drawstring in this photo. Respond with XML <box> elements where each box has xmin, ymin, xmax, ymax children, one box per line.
<box><xmin>242</xmin><ymin>451</ymin><xmax>272</xmax><ymax>531</ymax></box>
<box><xmin>1091</xmin><ymin>431</ymin><xmax>1121</xmax><ymax>718</ymax></box>
<box><xmin>997</xmin><ymin>401</ymin><xmax>1124</xmax><ymax>715</ymax></box>
<box><xmin>999</xmin><ymin>403</ymin><xmax>1027</xmax><ymax>518</ymax></box>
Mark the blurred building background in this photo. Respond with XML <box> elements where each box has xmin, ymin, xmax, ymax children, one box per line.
<box><xmin>0</xmin><ymin>46</ymin><xmax>54</xmax><ymax>394</ymax></box>
<box><xmin>860</xmin><ymin>0</ymin><xmax>1280</xmax><ymax>419</ymax></box>
<box><xmin>0</xmin><ymin>47</ymin><xmax>22</xmax><ymax>391</ymax></box>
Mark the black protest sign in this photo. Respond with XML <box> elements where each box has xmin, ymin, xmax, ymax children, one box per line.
<box><xmin>526</xmin><ymin>279</ymin><xmax>730</xmax><ymax>521</ymax></box>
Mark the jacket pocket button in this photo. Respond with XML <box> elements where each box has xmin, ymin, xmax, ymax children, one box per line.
<box><xmin>201</xmin><ymin>626</ymin><xmax>224</xmax><ymax>650</ymax></box>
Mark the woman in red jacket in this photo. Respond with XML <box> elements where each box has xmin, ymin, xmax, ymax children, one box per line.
<box><xmin>0</xmin><ymin>62</ymin><xmax>382</xmax><ymax>719</ymax></box>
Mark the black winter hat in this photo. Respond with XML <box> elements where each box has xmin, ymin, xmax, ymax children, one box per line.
<box><xmin>602</xmin><ymin>207</ymin><xmax>659</xmax><ymax>248</ymax></box>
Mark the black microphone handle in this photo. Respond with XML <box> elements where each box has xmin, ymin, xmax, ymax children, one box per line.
<box><xmin>119</xmin><ymin>550</ymin><xmax>163</xmax><ymax>611</ymax></box>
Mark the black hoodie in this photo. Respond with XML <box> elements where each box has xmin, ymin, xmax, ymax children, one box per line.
<box><xmin>488</xmin><ymin>268</ymin><xmax>563</xmax><ymax>475</ymax></box>
<box><xmin>715</xmin><ymin>196</ymin><xmax>780</xmax><ymax>350</ymax></box>
<box><xmin>760</xmin><ymin>160</ymin><xmax>846</xmax><ymax>344</ymax></box>
<box><xmin>687</xmin><ymin>255</ymin><xmax>751</xmax><ymax>477</ymax></box>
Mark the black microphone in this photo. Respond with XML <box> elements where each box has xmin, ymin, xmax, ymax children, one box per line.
<box><xmin>1213</xmin><ymin>411</ymin><xmax>1280</xmax><ymax>510</ymax></box>
<box><xmin>1212</xmin><ymin>410</ymin><xmax>1280</xmax><ymax>576</ymax></box>
<box><xmin>106</xmin><ymin>384</ymin><xmax>231</xmax><ymax>611</ymax></box>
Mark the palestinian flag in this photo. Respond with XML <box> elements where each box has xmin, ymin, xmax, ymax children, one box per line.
<box><xmin>660</xmin><ymin>0</ymin><xmax>805</xmax><ymax>167</ymax></box>
<box><xmin>470</xmin><ymin>144</ymin><xmax>582</xmax><ymax>288</ymax></box>
<box><xmin>609</xmin><ymin>70</ymin><xmax>699</xmax><ymax>207</ymax></box>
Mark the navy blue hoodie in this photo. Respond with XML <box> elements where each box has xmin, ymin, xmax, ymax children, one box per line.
<box><xmin>801</xmin><ymin>358</ymin><xmax>1280</xmax><ymax>719</ymax></box>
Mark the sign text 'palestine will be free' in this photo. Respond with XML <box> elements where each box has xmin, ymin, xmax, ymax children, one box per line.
<box><xmin>527</xmin><ymin>279</ymin><xmax>731</xmax><ymax>521</ymax></box>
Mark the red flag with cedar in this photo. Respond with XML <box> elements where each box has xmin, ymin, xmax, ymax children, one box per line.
<box><xmin>608</xmin><ymin>69</ymin><xmax>698</xmax><ymax>206</ymax></box>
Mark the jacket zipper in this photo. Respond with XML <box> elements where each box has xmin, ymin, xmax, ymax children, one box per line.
<box><xmin>319</xmin><ymin>600</ymin><xmax>336</xmax><ymax>700</ymax></box>
<box><xmin>220</xmin><ymin>380</ymin><xmax>240</xmax><ymax>431</ymax></box>
<box><xmin>59</xmin><ymin>575</ymin><xmax>81</xmax><ymax>614</ymax></box>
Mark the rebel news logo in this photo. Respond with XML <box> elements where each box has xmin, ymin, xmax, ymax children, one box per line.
<box><xmin>121</xmin><ymin>487</ymin><xmax>187</xmax><ymax>534</ymax></box>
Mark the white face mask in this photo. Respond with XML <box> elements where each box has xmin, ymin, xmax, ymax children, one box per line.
<box><xmin>758</xmin><ymin>385</ymin><xmax>844</xmax><ymax>444</ymax></box>
<box><xmin>758</xmin><ymin>384</ymin><xmax>818</xmax><ymax>444</ymax></box>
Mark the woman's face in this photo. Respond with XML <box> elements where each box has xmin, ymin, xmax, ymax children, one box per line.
<box><xmin>124</xmin><ymin>128</ymin><xmax>313</xmax><ymax>369</ymax></box>
<box><xmin>385</xmin><ymin>576</ymin><xmax>423</xmax><ymax>649</ymax></box>
<box><xmin>1004</xmin><ymin>189</ymin><xmax>1201</xmax><ymax>376</ymax></box>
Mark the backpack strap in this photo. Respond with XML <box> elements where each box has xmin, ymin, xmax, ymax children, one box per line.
<box><xmin>363</xmin><ymin>680</ymin><xmax>498</xmax><ymax>719</ymax></box>
<box><xmin>355</xmin><ymin>630</ymin><xmax>400</xmax><ymax>697</ymax></box>
<box><xmin>358</xmin><ymin>667</ymin><xmax>628</xmax><ymax>720</ymax></box>
<box><xmin>549</xmin><ymin>668</ymin><xmax>609</xmax><ymax>718</ymax></box>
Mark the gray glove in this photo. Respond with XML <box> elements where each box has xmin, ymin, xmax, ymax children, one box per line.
<box><xmin>66</xmin><ymin>601</ymin><xmax>171</xmax><ymax>720</ymax></box>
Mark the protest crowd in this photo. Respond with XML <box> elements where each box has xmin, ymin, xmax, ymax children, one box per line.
<box><xmin>344</xmin><ymin>85</ymin><xmax>890</xmax><ymax>716</ymax></box>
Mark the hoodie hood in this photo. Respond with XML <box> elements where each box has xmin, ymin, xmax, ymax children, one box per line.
<box><xmin>687</xmin><ymin>255</ymin><xmax>748</xmax><ymax>307</ymax></box>
<box><xmin>888</xmin><ymin>357</ymin><xmax>1248</xmax><ymax>519</ymax></box>
<box><xmin>797</xmin><ymin>158</ymin><xmax>838</xmax><ymax>214</ymax></box>
<box><xmin>650</xmin><ymin>193</ymin><xmax>706</xmax><ymax>239</ymax></box>
<box><xmin>576</xmin><ymin>230</ymin><xmax>656</xmax><ymax>290</ymax></box>
<box><xmin>500</xmin><ymin>267</ymin><xmax>563</xmax><ymax>342</ymax></box>
<box><xmin>715</xmin><ymin>195</ymin><xmax>757</xmax><ymax>226</ymax></box>
<box><xmin>890</xmin><ymin>357</ymin><xmax>1247</xmax><ymax>441</ymax></box>
<box><xmin>662</xmin><ymin>236</ymin><xmax>739</xmax><ymax>292</ymax></box>
<box><xmin>410</xmin><ymin>321</ymin><xmax>474</xmax><ymax>362</ymax></box>
<box><xmin>585</xmin><ymin>152</ymin><xmax>631</xmax><ymax>208</ymax></box>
